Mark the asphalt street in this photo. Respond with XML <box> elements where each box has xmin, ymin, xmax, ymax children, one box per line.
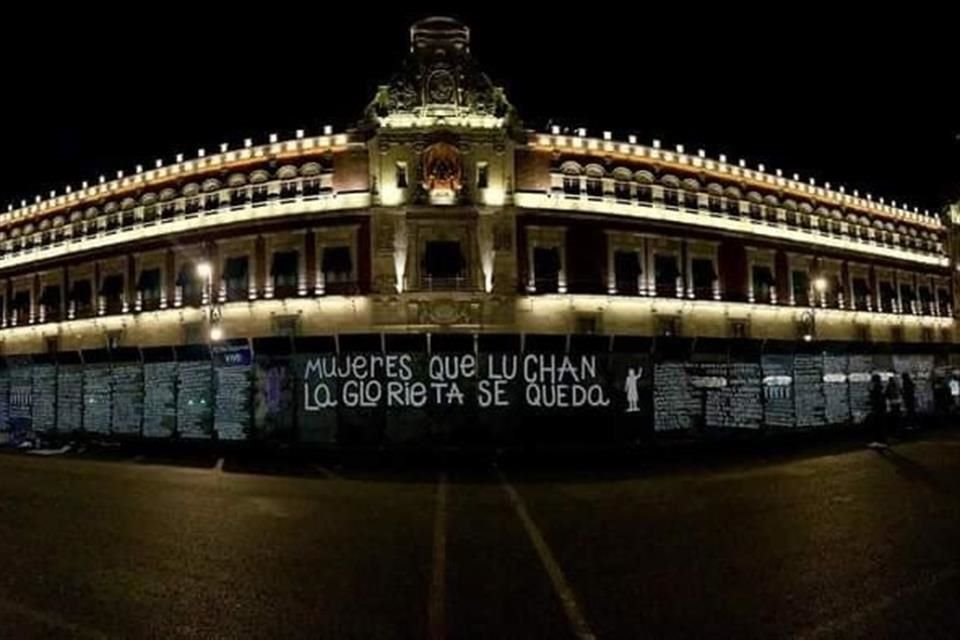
<box><xmin>1</xmin><ymin>432</ymin><xmax>959</xmax><ymax>639</ymax></box>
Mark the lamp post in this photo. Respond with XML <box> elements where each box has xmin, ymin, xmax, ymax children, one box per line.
<box><xmin>799</xmin><ymin>309</ymin><xmax>815</xmax><ymax>342</ymax></box>
<box><xmin>196</xmin><ymin>261</ymin><xmax>223</xmax><ymax>342</ymax></box>
<box><xmin>801</xmin><ymin>276</ymin><xmax>828</xmax><ymax>342</ymax></box>
<box><xmin>814</xmin><ymin>275</ymin><xmax>827</xmax><ymax>307</ymax></box>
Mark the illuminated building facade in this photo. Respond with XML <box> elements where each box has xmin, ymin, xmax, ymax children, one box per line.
<box><xmin>0</xmin><ymin>17</ymin><xmax>955</xmax><ymax>445</ymax></box>
<box><xmin>0</xmin><ymin>17</ymin><xmax>953</xmax><ymax>355</ymax></box>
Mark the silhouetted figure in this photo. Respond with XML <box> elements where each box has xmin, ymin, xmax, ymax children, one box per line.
<box><xmin>885</xmin><ymin>376</ymin><xmax>902</xmax><ymax>439</ymax></box>
<box><xmin>867</xmin><ymin>374</ymin><xmax>888</xmax><ymax>449</ymax></box>
<box><xmin>901</xmin><ymin>372</ymin><xmax>916</xmax><ymax>431</ymax></box>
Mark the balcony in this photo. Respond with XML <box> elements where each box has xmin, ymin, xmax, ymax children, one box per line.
<box><xmin>526</xmin><ymin>273</ymin><xmax>952</xmax><ymax>321</ymax></box>
<box><xmin>527</xmin><ymin>177</ymin><xmax>947</xmax><ymax>267</ymax></box>
<box><xmin>0</xmin><ymin>176</ymin><xmax>370</xmax><ymax>271</ymax></box>
<box><xmin>419</xmin><ymin>275</ymin><xmax>473</xmax><ymax>291</ymax></box>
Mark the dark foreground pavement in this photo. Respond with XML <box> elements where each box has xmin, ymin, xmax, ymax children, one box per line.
<box><xmin>2</xmin><ymin>433</ymin><xmax>960</xmax><ymax>639</ymax></box>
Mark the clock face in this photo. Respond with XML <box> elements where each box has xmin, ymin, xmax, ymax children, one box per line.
<box><xmin>427</xmin><ymin>70</ymin><xmax>456</xmax><ymax>104</ymax></box>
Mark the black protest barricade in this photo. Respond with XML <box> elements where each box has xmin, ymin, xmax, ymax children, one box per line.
<box><xmin>175</xmin><ymin>344</ymin><xmax>213</xmax><ymax>439</ymax></box>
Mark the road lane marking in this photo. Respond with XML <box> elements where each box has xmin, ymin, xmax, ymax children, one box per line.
<box><xmin>429</xmin><ymin>472</ymin><xmax>448</xmax><ymax>640</ymax></box>
<box><xmin>0</xmin><ymin>596</ymin><xmax>109</xmax><ymax>639</ymax></box>
<box><xmin>498</xmin><ymin>470</ymin><xmax>597</xmax><ymax>640</ymax></box>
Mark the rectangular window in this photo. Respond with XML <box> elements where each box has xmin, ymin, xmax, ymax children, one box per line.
<box><xmin>100</xmin><ymin>274</ymin><xmax>125</xmax><ymax>314</ymax></box>
<box><xmin>614</xmin><ymin>250</ymin><xmax>641</xmax><ymax>295</ymax></box>
<box><xmin>792</xmin><ymin>270</ymin><xmax>810</xmax><ymax>306</ymax></box>
<box><xmin>663</xmin><ymin>189</ymin><xmax>679</xmax><ymax>208</ymax></box>
<box><xmin>322</xmin><ymin>246</ymin><xmax>354</xmax><ymax>293</ymax></box>
<box><xmin>271</xmin><ymin>251</ymin><xmax>299</xmax><ymax>298</ymax></box>
<box><xmin>752</xmin><ymin>265</ymin><xmax>774</xmax><ymax>304</ymax></box>
<box><xmin>852</xmin><ymin>277</ymin><xmax>870</xmax><ymax>310</ymax></box>
<box><xmin>423</xmin><ymin>241</ymin><xmax>466</xmax><ymax>289</ymax></box>
<box><xmin>11</xmin><ymin>291</ymin><xmax>30</xmax><ymax>325</ymax></box>
<box><xmin>137</xmin><ymin>268</ymin><xmax>162</xmax><ymax>311</ymax></box>
<box><xmin>177</xmin><ymin>262</ymin><xmax>204</xmax><ymax>307</ymax></box>
<box><xmin>614</xmin><ymin>181</ymin><xmax>631</xmax><ymax>201</ymax></box>
<box><xmin>322</xmin><ymin>247</ymin><xmax>352</xmax><ymax>279</ymax></box>
<box><xmin>919</xmin><ymin>286</ymin><xmax>933</xmax><ymax>315</ymax></box>
<box><xmin>223</xmin><ymin>256</ymin><xmax>250</xmax><ymax>301</ymax></box>
<box><xmin>586</xmin><ymin>178</ymin><xmax>603</xmax><ymax>198</ymax></box>
<box><xmin>302</xmin><ymin>179</ymin><xmax>321</xmax><ymax>197</ymax></box>
<box><xmin>654</xmin><ymin>254</ymin><xmax>679</xmax><ymax>297</ymax></box>
<box><xmin>899</xmin><ymin>282</ymin><xmax>916</xmax><ymax>314</ymax></box>
<box><xmin>230</xmin><ymin>189</ymin><xmax>248</xmax><ymax>207</ymax></box>
<box><xmin>879</xmin><ymin>281</ymin><xmax>896</xmax><ymax>313</ymax></box>
<box><xmin>39</xmin><ymin>285</ymin><xmax>62</xmax><ymax>322</ymax></box>
<box><xmin>396</xmin><ymin>162</ymin><xmax>408</xmax><ymax>189</ymax></box>
<box><xmin>562</xmin><ymin>175</ymin><xmax>580</xmax><ymax>195</ymax></box>
<box><xmin>826</xmin><ymin>275</ymin><xmax>843</xmax><ymax>308</ymax></box>
<box><xmin>533</xmin><ymin>247</ymin><xmax>561</xmax><ymax>294</ymax></box>
<box><xmin>937</xmin><ymin>288</ymin><xmax>952</xmax><ymax>316</ymax></box>
<box><xmin>70</xmin><ymin>280</ymin><xmax>93</xmax><ymax>318</ymax></box>
<box><xmin>476</xmin><ymin>162</ymin><xmax>489</xmax><ymax>189</ymax></box>
<box><xmin>280</xmin><ymin>180</ymin><xmax>298</xmax><ymax>200</ymax></box>
<box><xmin>691</xmin><ymin>258</ymin><xmax>715</xmax><ymax>300</ymax></box>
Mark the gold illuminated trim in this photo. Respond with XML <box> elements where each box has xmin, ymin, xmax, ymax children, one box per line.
<box><xmin>378</xmin><ymin>114</ymin><xmax>505</xmax><ymax>129</ymax></box>
<box><xmin>531</xmin><ymin>134</ymin><xmax>942</xmax><ymax>231</ymax></box>
<box><xmin>0</xmin><ymin>193</ymin><xmax>371</xmax><ymax>271</ymax></box>
<box><xmin>514</xmin><ymin>192</ymin><xmax>948</xmax><ymax>268</ymax></box>
<box><xmin>520</xmin><ymin>294</ymin><xmax>954</xmax><ymax>326</ymax></box>
<box><xmin>1</xmin><ymin>133</ymin><xmax>358</xmax><ymax>229</ymax></box>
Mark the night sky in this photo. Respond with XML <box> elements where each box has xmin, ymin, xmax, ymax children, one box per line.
<box><xmin>1</xmin><ymin>7</ymin><xmax>956</xmax><ymax>213</ymax></box>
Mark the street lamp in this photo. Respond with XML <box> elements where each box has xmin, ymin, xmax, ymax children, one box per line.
<box><xmin>196</xmin><ymin>261</ymin><xmax>212</xmax><ymax>280</ymax></box>
<box><xmin>195</xmin><ymin>261</ymin><xmax>223</xmax><ymax>341</ymax></box>
<box><xmin>799</xmin><ymin>309</ymin><xmax>816</xmax><ymax>342</ymax></box>
<box><xmin>813</xmin><ymin>276</ymin><xmax>827</xmax><ymax>295</ymax></box>
<box><xmin>800</xmin><ymin>275</ymin><xmax>830</xmax><ymax>342</ymax></box>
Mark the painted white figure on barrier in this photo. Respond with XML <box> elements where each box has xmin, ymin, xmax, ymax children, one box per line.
<box><xmin>625</xmin><ymin>368</ymin><xmax>642</xmax><ymax>413</ymax></box>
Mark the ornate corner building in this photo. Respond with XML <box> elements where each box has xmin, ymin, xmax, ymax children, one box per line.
<box><xmin>0</xmin><ymin>16</ymin><xmax>955</xmax><ymax>356</ymax></box>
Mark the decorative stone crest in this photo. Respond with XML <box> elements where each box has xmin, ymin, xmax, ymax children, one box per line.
<box><xmin>421</xmin><ymin>141</ymin><xmax>463</xmax><ymax>204</ymax></box>
<box><xmin>363</xmin><ymin>16</ymin><xmax>519</xmax><ymax>132</ymax></box>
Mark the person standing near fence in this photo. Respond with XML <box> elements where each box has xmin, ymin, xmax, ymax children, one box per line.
<box><xmin>901</xmin><ymin>373</ymin><xmax>917</xmax><ymax>431</ymax></box>
<box><xmin>868</xmin><ymin>374</ymin><xmax>888</xmax><ymax>449</ymax></box>
<box><xmin>885</xmin><ymin>375</ymin><xmax>902</xmax><ymax>439</ymax></box>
